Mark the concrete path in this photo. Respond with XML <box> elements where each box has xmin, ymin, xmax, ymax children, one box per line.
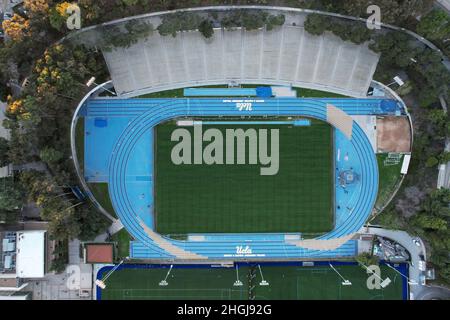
<box><xmin>415</xmin><ymin>285</ymin><xmax>450</xmax><ymax>300</ymax></box>
<box><xmin>108</xmin><ymin>219</ymin><xmax>123</xmax><ymax>235</ymax></box>
<box><xmin>0</xmin><ymin>101</ymin><xmax>12</xmax><ymax>177</ymax></box>
<box><xmin>364</xmin><ymin>226</ymin><xmax>427</xmax><ymax>299</ymax></box>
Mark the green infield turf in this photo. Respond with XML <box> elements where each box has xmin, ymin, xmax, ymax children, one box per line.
<box><xmin>100</xmin><ymin>267</ymin><xmax>249</xmax><ymax>300</ymax></box>
<box><xmin>154</xmin><ymin>119</ymin><xmax>334</xmax><ymax>234</ymax></box>
<box><xmin>98</xmin><ymin>264</ymin><xmax>405</xmax><ymax>300</ymax></box>
<box><xmin>254</xmin><ymin>265</ymin><xmax>404</xmax><ymax>300</ymax></box>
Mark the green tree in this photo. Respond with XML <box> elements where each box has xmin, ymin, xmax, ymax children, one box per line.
<box><xmin>221</xmin><ymin>11</ymin><xmax>242</xmax><ymax>30</ymax></box>
<box><xmin>370</xmin><ymin>32</ymin><xmax>417</xmax><ymax>68</ymax></box>
<box><xmin>77</xmin><ymin>205</ymin><xmax>109</xmax><ymax>241</ymax></box>
<box><xmin>157</xmin><ymin>14</ymin><xmax>182</xmax><ymax>37</ymax></box>
<box><xmin>374</xmin><ymin>208</ymin><xmax>403</xmax><ymax>229</ymax></box>
<box><xmin>356</xmin><ymin>252</ymin><xmax>380</xmax><ymax>266</ymax></box>
<box><xmin>0</xmin><ymin>178</ymin><xmax>25</xmax><ymax>212</ymax></box>
<box><xmin>412</xmin><ymin>214</ymin><xmax>447</xmax><ymax>231</ymax></box>
<box><xmin>0</xmin><ymin>209</ymin><xmax>18</xmax><ymax>224</ymax></box>
<box><xmin>304</xmin><ymin>13</ymin><xmax>329</xmax><ymax>36</ymax></box>
<box><xmin>425</xmin><ymin>156</ymin><xmax>439</xmax><ymax>168</ymax></box>
<box><xmin>0</xmin><ymin>137</ymin><xmax>10</xmax><ymax>167</ymax></box>
<box><xmin>241</xmin><ymin>11</ymin><xmax>268</xmax><ymax>31</ymax></box>
<box><xmin>439</xmin><ymin>151</ymin><xmax>450</xmax><ymax>164</ymax></box>
<box><xmin>40</xmin><ymin>147</ymin><xmax>64</xmax><ymax>164</ymax></box>
<box><xmin>417</xmin><ymin>9</ymin><xmax>450</xmax><ymax>41</ymax></box>
<box><xmin>198</xmin><ymin>19</ymin><xmax>214</xmax><ymax>39</ymax></box>
<box><xmin>266</xmin><ymin>14</ymin><xmax>285</xmax><ymax>31</ymax></box>
<box><xmin>421</xmin><ymin>189</ymin><xmax>450</xmax><ymax>217</ymax></box>
<box><xmin>48</xmin><ymin>3</ymin><xmax>70</xmax><ymax>32</ymax></box>
<box><xmin>157</xmin><ymin>12</ymin><xmax>201</xmax><ymax>38</ymax></box>
<box><xmin>337</xmin><ymin>0</ymin><xmax>433</xmax><ymax>25</ymax></box>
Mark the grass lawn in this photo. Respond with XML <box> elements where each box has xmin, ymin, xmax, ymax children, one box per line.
<box><xmin>99</xmin><ymin>266</ymin><xmax>249</xmax><ymax>300</ymax></box>
<box><xmin>89</xmin><ymin>183</ymin><xmax>117</xmax><ymax>218</ymax></box>
<box><xmin>255</xmin><ymin>264</ymin><xmax>404</xmax><ymax>300</ymax></box>
<box><xmin>138</xmin><ymin>88</ymin><xmax>185</xmax><ymax>98</ymax></box>
<box><xmin>155</xmin><ymin>119</ymin><xmax>333</xmax><ymax>234</ymax></box>
<box><xmin>111</xmin><ymin>228</ymin><xmax>132</xmax><ymax>259</ymax></box>
<box><xmin>293</xmin><ymin>87</ymin><xmax>348</xmax><ymax>98</ymax></box>
<box><xmin>98</xmin><ymin>264</ymin><xmax>405</xmax><ymax>300</ymax></box>
<box><xmin>138</xmin><ymin>85</ymin><xmax>348</xmax><ymax>99</ymax></box>
<box><xmin>138</xmin><ymin>85</ymin><xmax>228</xmax><ymax>98</ymax></box>
<box><xmin>375</xmin><ymin>153</ymin><xmax>404</xmax><ymax>210</ymax></box>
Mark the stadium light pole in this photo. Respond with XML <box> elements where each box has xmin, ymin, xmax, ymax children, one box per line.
<box><xmin>86</xmin><ymin>77</ymin><xmax>117</xmax><ymax>96</ymax></box>
<box><xmin>385</xmin><ymin>262</ymin><xmax>418</xmax><ymax>285</ymax></box>
<box><xmin>329</xmin><ymin>263</ymin><xmax>352</xmax><ymax>286</ymax></box>
<box><xmin>234</xmin><ymin>264</ymin><xmax>243</xmax><ymax>287</ymax></box>
<box><xmin>95</xmin><ymin>257</ymin><xmax>129</xmax><ymax>289</ymax></box>
<box><xmin>386</xmin><ymin>76</ymin><xmax>405</xmax><ymax>88</ymax></box>
<box><xmin>257</xmin><ymin>265</ymin><xmax>269</xmax><ymax>286</ymax></box>
<box><xmin>159</xmin><ymin>264</ymin><xmax>173</xmax><ymax>286</ymax></box>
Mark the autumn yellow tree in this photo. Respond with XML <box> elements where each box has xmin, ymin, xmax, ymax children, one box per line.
<box><xmin>6</xmin><ymin>97</ymin><xmax>25</xmax><ymax>115</ymax></box>
<box><xmin>49</xmin><ymin>2</ymin><xmax>72</xmax><ymax>31</ymax></box>
<box><xmin>1</xmin><ymin>14</ymin><xmax>30</xmax><ymax>42</ymax></box>
<box><xmin>23</xmin><ymin>0</ymin><xmax>50</xmax><ymax>16</ymax></box>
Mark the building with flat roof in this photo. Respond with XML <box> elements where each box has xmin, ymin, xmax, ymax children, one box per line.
<box><xmin>1</xmin><ymin>230</ymin><xmax>47</xmax><ymax>280</ymax></box>
<box><xmin>16</xmin><ymin>230</ymin><xmax>46</xmax><ymax>278</ymax></box>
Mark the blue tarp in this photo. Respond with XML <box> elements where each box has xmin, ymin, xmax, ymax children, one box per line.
<box><xmin>256</xmin><ymin>86</ymin><xmax>273</xmax><ymax>97</ymax></box>
<box><xmin>94</xmin><ymin>118</ymin><xmax>108</xmax><ymax>127</ymax></box>
<box><xmin>380</xmin><ymin>100</ymin><xmax>398</xmax><ymax>113</ymax></box>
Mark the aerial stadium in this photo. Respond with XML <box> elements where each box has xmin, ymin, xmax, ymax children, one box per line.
<box><xmin>69</xmin><ymin>6</ymin><xmax>413</xmax><ymax>300</ymax></box>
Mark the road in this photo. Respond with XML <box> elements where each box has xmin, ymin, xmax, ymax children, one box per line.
<box><xmin>436</xmin><ymin>0</ymin><xmax>450</xmax><ymax>13</ymax></box>
<box><xmin>0</xmin><ymin>101</ymin><xmax>12</xmax><ymax>178</ymax></box>
<box><xmin>365</xmin><ymin>227</ymin><xmax>426</xmax><ymax>298</ymax></box>
<box><xmin>365</xmin><ymin>226</ymin><xmax>450</xmax><ymax>300</ymax></box>
<box><xmin>415</xmin><ymin>285</ymin><xmax>450</xmax><ymax>300</ymax></box>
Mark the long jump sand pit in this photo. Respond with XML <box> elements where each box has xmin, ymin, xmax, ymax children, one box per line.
<box><xmin>377</xmin><ymin>116</ymin><xmax>411</xmax><ymax>153</ymax></box>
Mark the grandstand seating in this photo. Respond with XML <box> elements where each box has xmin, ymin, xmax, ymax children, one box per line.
<box><xmin>103</xmin><ymin>25</ymin><xmax>379</xmax><ymax>98</ymax></box>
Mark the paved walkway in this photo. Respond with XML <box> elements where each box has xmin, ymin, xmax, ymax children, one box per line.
<box><xmin>437</xmin><ymin>0</ymin><xmax>450</xmax><ymax>13</ymax></box>
<box><xmin>31</xmin><ymin>239</ymin><xmax>93</xmax><ymax>300</ymax></box>
<box><xmin>0</xmin><ymin>101</ymin><xmax>11</xmax><ymax>177</ymax></box>
<box><xmin>365</xmin><ymin>226</ymin><xmax>426</xmax><ymax>299</ymax></box>
<box><xmin>415</xmin><ymin>285</ymin><xmax>450</xmax><ymax>300</ymax></box>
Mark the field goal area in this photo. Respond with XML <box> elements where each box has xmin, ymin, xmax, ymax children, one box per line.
<box><xmin>97</xmin><ymin>263</ymin><xmax>407</xmax><ymax>300</ymax></box>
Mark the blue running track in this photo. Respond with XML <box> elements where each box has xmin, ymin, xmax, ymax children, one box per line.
<box><xmin>84</xmin><ymin>97</ymin><xmax>401</xmax><ymax>259</ymax></box>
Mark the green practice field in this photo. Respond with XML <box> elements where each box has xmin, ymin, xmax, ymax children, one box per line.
<box><xmin>154</xmin><ymin>119</ymin><xmax>334</xmax><ymax>234</ymax></box>
<box><xmin>100</xmin><ymin>267</ymin><xmax>248</xmax><ymax>300</ymax></box>
<box><xmin>98</xmin><ymin>264</ymin><xmax>405</xmax><ymax>300</ymax></box>
<box><xmin>255</xmin><ymin>265</ymin><xmax>403</xmax><ymax>300</ymax></box>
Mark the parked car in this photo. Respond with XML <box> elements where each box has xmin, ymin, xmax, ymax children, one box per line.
<box><xmin>413</xmin><ymin>239</ymin><xmax>421</xmax><ymax>247</ymax></box>
<box><xmin>4</xmin><ymin>12</ymin><xmax>13</xmax><ymax>20</ymax></box>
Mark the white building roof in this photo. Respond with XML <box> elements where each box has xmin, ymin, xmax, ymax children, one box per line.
<box><xmin>16</xmin><ymin>231</ymin><xmax>46</xmax><ymax>278</ymax></box>
<box><xmin>401</xmin><ymin>154</ymin><xmax>411</xmax><ymax>175</ymax></box>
